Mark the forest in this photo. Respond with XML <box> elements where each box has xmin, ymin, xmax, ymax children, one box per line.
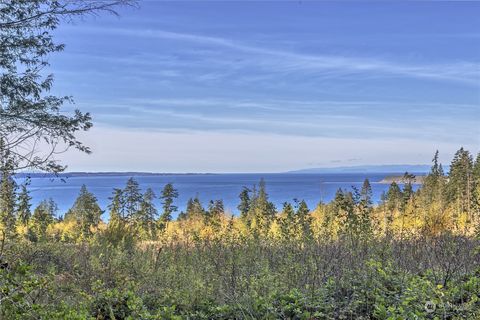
<box><xmin>0</xmin><ymin>148</ymin><xmax>479</xmax><ymax>319</ymax></box>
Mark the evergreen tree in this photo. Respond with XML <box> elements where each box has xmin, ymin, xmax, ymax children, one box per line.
<box><xmin>358</xmin><ymin>179</ymin><xmax>373</xmax><ymax>236</ymax></box>
<box><xmin>431</xmin><ymin>150</ymin><xmax>444</xmax><ymax>177</ymax></box>
<box><xmin>206</xmin><ymin>199</ymin><xmax>224</xmax><ymax>227</ymax></box>
<box><xmin>249</xmin><ymin>179</ymin><xmax>276</xmax><ymax>234</ymax></box>
<box><xmin>446</xmin><ymin>148</ymin><xmax>474</xmax><ymax>220</ymax></box>
<box><xmin>386</xmin><ymin>182</ymin><xmax>402</xmax><ymax>212</ymax></box>
<box><xmin>185</xmin><ymin>195</ymin><xmax>205</xmax><ymax>218</ymax></box>
<box><xmin>473</xmin><ymin>153</ymin><xmax>480</xmax><ymax>183</ymax></box>
<box><xmin>16</xmin><ymin>183</ymin><xmax>32</xmax><ymax>225</ymax></box>
<box><xmin>31</xmin><ymin>198</ymin><xmax>57</xmax><ymax>240</ymax></box>
<box><xmin>159</xmin><ymin>183</ymin><xmax>178</xmax><ymax>223</ymax></box>
<box><xmin>401</xmin><ymin>172</ymin><xmax>416</xmax><ymax>212</ymax></box>
<box><xmin>296</xmin><ymin>200</ymin><xmax>312</xmax><ymax>239</ymax></box>
<box><xmin>0</xmin><ymin>169</ymin><xmax>17</xmax><ymax>238</ymax></box>
<box><xmin>207</xmin><ymin>199</ymin><xmax>224</xmax><ymax>218</ymax></box>
<box><xmin>237</xmin><ymin>187</ymin><xmax>251</xmax><ymax>219</ymax></box>
<box><xmin>422</xmin><ymin>151</ymin><xmax>446</xmax><ymax>208</ymax></box>
<box><xmin>472</xmin><ymin>153</ymin><xmax>480</xmax><ymax>219</ymax></box>
<box><xmin>139</xmin><ymin>188</ymin><xmax>158</xmax><ymax>237</ymax></box>
<box><xmin>280</xmin><ymin>202</ymin><xmax>295</xmax><ymax>239</ymax></box>
<box><xmin>333</xmin><ymin>188</ymin><xmax>357</xmax><ymax>237</ymax></box>
<box><xmin>108</xmin><ymin>188</ymin><xmax>125</xmax><ymax>221</ymax></box>
<box><xmin>65</xmin><ymin>185</ymin><xmax>103</xmax><ymax>238</ymax></box>
<box><xmin>123</xmin><ymin>178</ymin><xmax>143</xmax><ymax>221</ymax></box>
<box><xmin>0</xmin><ymin>1</ymin><xmax>130</xmax><ymax>173</ymax></box>
<box><xmin>360</xmin><ymin>178</ymin><xmax>373</xmax><ymax>206</ymax></box>
<box><xmin>177</xmin><ymin>211</ymin><xmax>188</xmax><ymax>221</ymax></box>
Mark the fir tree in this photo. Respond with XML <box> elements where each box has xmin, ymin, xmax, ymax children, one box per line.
<box><xmin>65</xmin><ymin>185</ymin><xmax>103</xmax><ymax>238</ymax></box>
<box><xmin>447</xmin><ymin>147</ymin><xmax>474</xmax><ymax>220</ymax></box>
<box><xmin>31</xmin><ymin>198</ymin><xmax>57</xmax><ymax>240</ymax></box>
<box><xmin>333</xmin><ymin>188</ymin><xmax>357</xmax><ymax>237</ymax></box>
<box><xmin>280</xmin><ymin>202</ymin><xmax>295</xmax><ymax>239</ymax></box>
<box><xmin>16</xmin><ymin>183</ymin><xmax>32</xmax><ymax>225</ymax></box>
<box><xmin>159</xmin><ymin>183</ymin><xmax>178</xmax><ymax>223</ymax></box>
<box><xmin>401</xmin><ymin>172</ymin><xmax>416</xmax><ymax>212</ymax></box>
<box><xmin>185</xmin><ymin>195</ymin><xmax>205</xmax><ymax>218</ymax></box>
<box><xmin>237</xmin><ymin>187</ymin><xmax>251</xmax><ymax>219</ymax></box>
<box><xmin>296</xmin><ymin>200</ymin><xmax>312</xmax><ymax>239</ymax></box>
<box><xmin>123</xmin><ymin>178</ymin><xmax>143</xmax><ymax>221</ymax></box>
<box><xmin>108</xmin><ymin>188</ymin><xmax>125</xmax><ymax>222</ymax></box>
<box><xmin>386</xmin><ymin>182</ymin><xmax>402</xmax><ymax>212</ymax></box>
<box><xmin>139</xmin><ymin>188</ymin><xmax>158</xmax><ymax>237</ymax></box>
<box><xmin>472</xmin><ymin>153</ymin><xmax>480</xmax><ymax>218</ymax></box>
<box><xmin>358</xmin><ymin>179</ymin><xmax>373</xmax><ymax>236</ymax></box>
<box><xmin>206</xmin><ymin>199</ymin><xmax>224</xmax><ymax>227</ymax></box>
<box><xmin>250</xmin><ymin>179</ymin><xmax>276</xmax><ymax>234</ymax></box>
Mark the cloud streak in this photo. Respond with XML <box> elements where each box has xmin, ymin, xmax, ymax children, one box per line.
<box><xmin>73</xmin><ymin>26</ymin><xmax>480</xmax><ymax>85</ymax></box>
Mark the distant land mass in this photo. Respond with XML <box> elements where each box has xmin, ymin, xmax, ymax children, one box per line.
<box><xmin>15</xmin><ymin>165</ymin><xmax>451</xmax><ymax>178</ymax></box>
<box><xmin>14</xmin><ymin>172</ymin><xmax>216</xmax><ymax>178</ymax></box>
<box><xmin>379</xmin><ymin>175</ymin><xmax>426</xmax><ymax>185</ymax></box>
<box><xmin>287</xmin><ymin>164</ymin><xmax>445</xmax><ymax>174</ymax></box>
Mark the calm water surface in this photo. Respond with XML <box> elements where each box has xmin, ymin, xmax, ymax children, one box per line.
<box><xmin>19</xmin><ymin>173</ymin><xmax>419</xmax><ymax>219</ymax></box>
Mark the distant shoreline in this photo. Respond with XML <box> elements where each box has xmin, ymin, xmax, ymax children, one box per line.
<box><xmin>378</xmin><ymin>175</ymin><xmax>426</xmax><ymax>185</ymax></box>
<box><xmin>14</xmin><ymin>172</ymin><xmax>218</xmax><ymax>178</ymax></box>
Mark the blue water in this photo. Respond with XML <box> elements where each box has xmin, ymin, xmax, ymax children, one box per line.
<box><xmin>18</xmin><ymin>173</ymin><xmax>418</xmax><ymax>219</ymax></box>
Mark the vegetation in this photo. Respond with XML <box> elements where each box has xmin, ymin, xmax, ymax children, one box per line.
<box><xmin>0</xmin><ymin>148</ymin><xmax>479</xmax><ymax>319</ymax></box>
<box><xmin>0</xmin><ymin>1</ymin><xmax>479</xmax><ymax>319</ymax></box>
<box><xmin>0</xmin><ymin>0</ymin><xmax>134</xmax><ymax>174</ymax></box>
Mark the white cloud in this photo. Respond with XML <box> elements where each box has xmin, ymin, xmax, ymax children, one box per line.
<box><xmin>54</xmin><ymin>126</ymin><xmax>478</xmax><ymax>173</ymax></box>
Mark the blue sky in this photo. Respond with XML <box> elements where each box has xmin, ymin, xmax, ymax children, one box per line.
<box><xmin>50</xmin><ymin>1</ymin><xmax>479</xmax><ymax>172</ymax></box>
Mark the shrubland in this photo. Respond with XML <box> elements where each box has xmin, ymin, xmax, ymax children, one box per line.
<box><xmin>0</xmin><ymin>149</ymin><xmax>479</xmax><ymax>319</ymax></box>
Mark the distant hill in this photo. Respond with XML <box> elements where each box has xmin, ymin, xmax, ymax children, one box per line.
<box><xmin>287</xmin><ymin>165</ymin><xmax>440</xmax><ymax>174</ymax></box>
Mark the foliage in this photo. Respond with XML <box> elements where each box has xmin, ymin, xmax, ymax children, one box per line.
<box><xmin>0</xmin><ymin>0</ymin><xmax>134</xmax><ymax>173</ymax></box>
<box><xmin>0</xmin><ymin>148</ymin><xmax>479</xmax><ymax>318</ymax></box>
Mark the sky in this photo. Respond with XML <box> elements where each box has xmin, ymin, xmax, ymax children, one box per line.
<box><xmin>49</xmin><ymin>1</ymin><xmax>480</xmax><ymax>173</ymax></box>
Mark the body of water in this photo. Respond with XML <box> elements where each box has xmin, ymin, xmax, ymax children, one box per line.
<box><xmin>19</xmin><ymin>173</ymin><xmax>420</xmax><ymax>219</ymax></box>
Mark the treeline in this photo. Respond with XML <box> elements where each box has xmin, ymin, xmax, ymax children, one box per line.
<box><xmin>1</xmin><ymin>148</ymin><xmax>480</xmax><ymax>319</ymax></box>
<box><xmin>1</xmin><ymin>148</ymin><xmax>479</xmax><ymax>244</ymax></box>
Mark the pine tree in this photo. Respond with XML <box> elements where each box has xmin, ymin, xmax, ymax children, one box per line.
<box><xmin>65</xmin><ymin>185</ymin><xmax>103</xmax><ymax>238</ymax></box>
<box><xmin>159</xmin><ymin>183</ymin><xmax>178</xmax><ymax>223</ymax></box>
<box><xmin>16</xmin><ymin>183</ymin><xmax>32</xmax><ymax>225</ymax></box>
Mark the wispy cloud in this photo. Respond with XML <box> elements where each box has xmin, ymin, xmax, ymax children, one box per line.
<box><xmin>76</xmin><ymin>97</ymin><xmax>478</xmax><ymax>144</ymax></box>
<box><xmin>72</xmin><ymin>26</ymin><xmax>480</xmax><ymax>85</ymax></box>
